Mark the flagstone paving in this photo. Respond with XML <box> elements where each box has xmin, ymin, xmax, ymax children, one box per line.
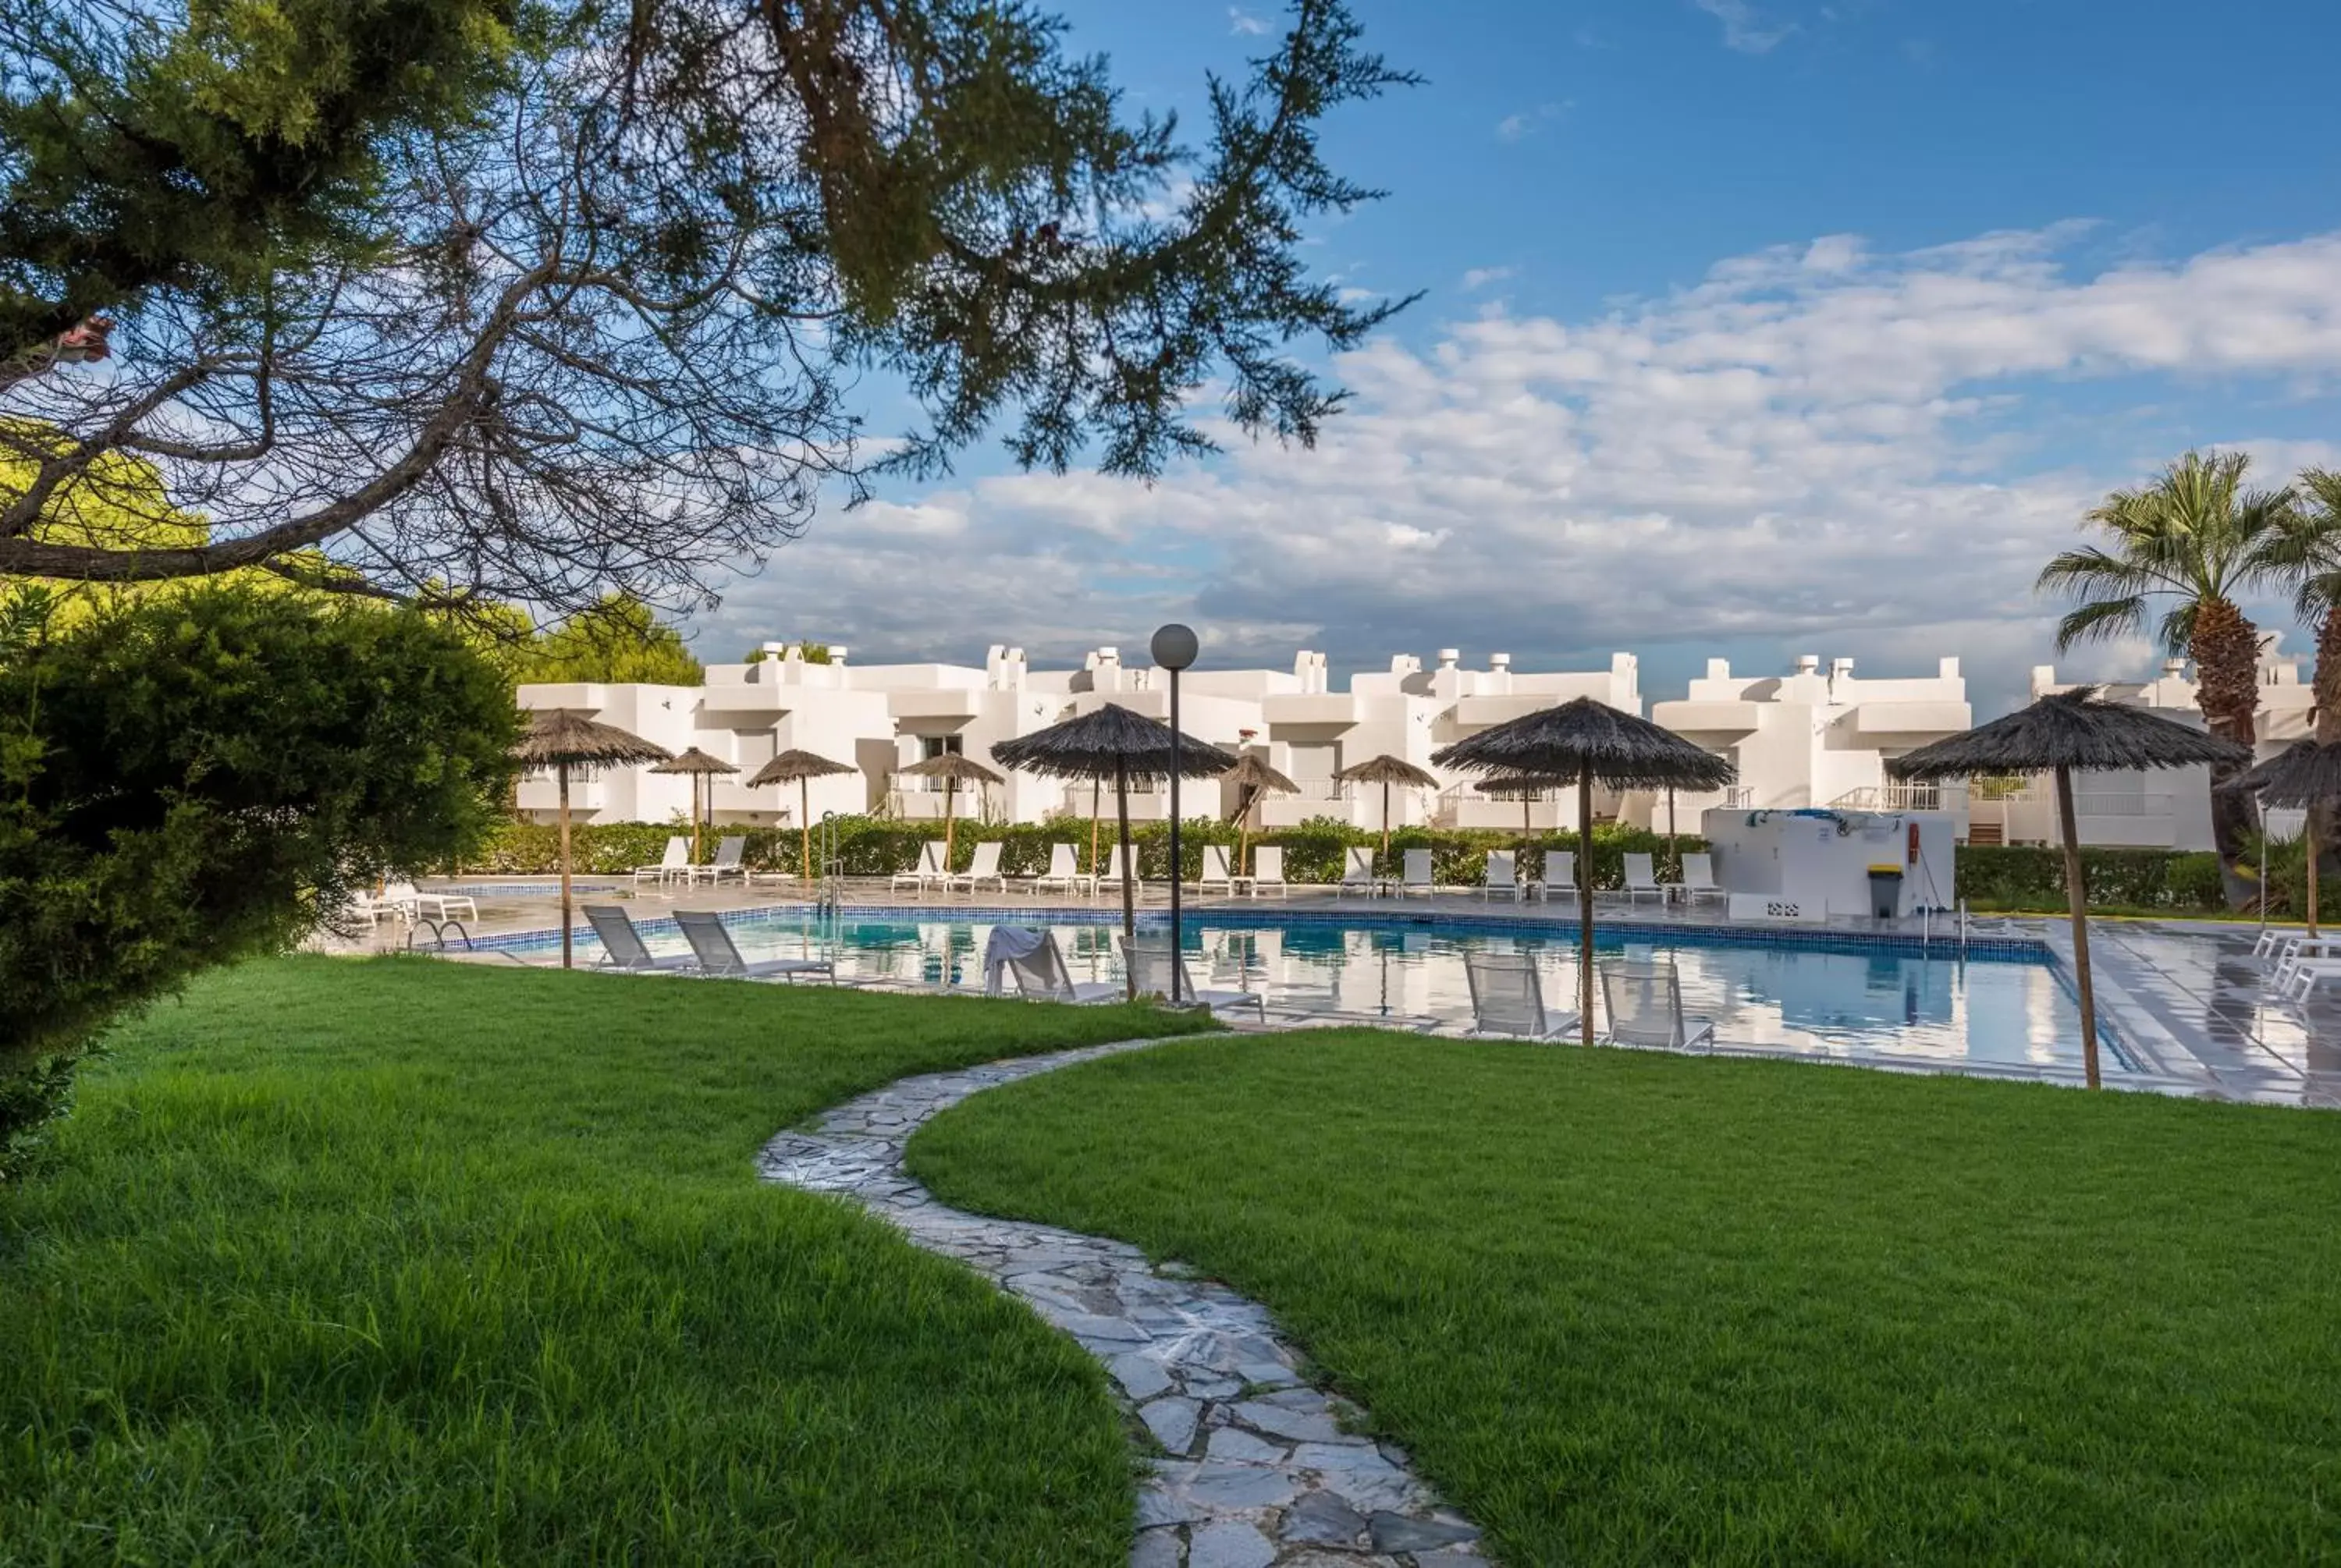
<box><xmin>757</xmin><ymin>1037</ymin><xmax>1489</xmax><ymax>1568</ymax></box>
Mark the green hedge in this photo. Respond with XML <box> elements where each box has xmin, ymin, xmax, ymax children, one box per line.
<box><xmin>1956</xmin><ymin>846</ymin><xmax>2226</xmax><ymax>913</ymax></box>
<box><xmin>459</xmin><ymin>815</ymin><xmax>1703</xmax><ymax>889</ymax></box>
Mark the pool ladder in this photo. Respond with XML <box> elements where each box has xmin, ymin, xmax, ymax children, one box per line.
<box><xmin>816</xmin><ymin>811</ymin><xmax>844</xmax><ymax>917</ymax></box>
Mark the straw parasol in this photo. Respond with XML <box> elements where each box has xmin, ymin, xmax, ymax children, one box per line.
<box><xmin>513</xmin><ymin>709</ymin><xmax>673</xmax><ymax>969</ymax></box>
<box><xmin>748</xmin><ymin>749</ymin><xmax>856</xmax><ymax>882</ymax></box>
<box><xmin>650</xmin><ymin>747</ymin><xmax>738</xmax><ymax>865</ymax></box>
<box><xmin>897</xmin><ymin>752</ymin><xmax>1004</xmax><ymax>862</ymax></box>
<box><xmin>1223</xmin><ymin>751</ymin><xmax>1298</xmax><ymax>874</ymax></box>
<box><xmin>1436</xmin><ymin>697</ymin><xmax>1735</xmax><ymax>1047</ymax></box>
<box><xmin>993</xmin><ymin>704</ymin><xmax>1237</xmax><ymax>992</ymax></box>
<box><xmin>1891</xmin><ymin>686</ymin><xmax>2247</xmax><ymax>1088</ymax></box>
<box><xmin>1476</xmin><ymin>774</ymin><xmax>1560</xmax><ymax>856</ymax></box>
<box><xmin>2221</xmin><ymin>740</ymin><xmax>2341</xmax><ymax>936</ymax></box>
<box><xmin>1335</xmin><ymin>754</ymin><xmax>1442</xmax><ymax>856</ymax></box>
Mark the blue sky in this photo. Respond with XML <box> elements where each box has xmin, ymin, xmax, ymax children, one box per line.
<box><xmin>699</xmin><ymin>0</ymin><xmax>2341</xmax><ymax>715</ymax></box>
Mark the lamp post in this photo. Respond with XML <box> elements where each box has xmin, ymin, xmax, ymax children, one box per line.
<box><xmin>1152</xmin><ymin>623</ymin><xmax>1199</xmax><ymax>1006</ymax></box>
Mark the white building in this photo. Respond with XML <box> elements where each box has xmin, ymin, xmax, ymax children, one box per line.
<box><xmin>517</xmin><ymin>641</ymin><xmax>1973</xmax><ymax>841</ymax></box>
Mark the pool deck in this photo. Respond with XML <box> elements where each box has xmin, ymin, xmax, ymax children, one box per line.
<box><xmin>329</xmin><ymin>877</ymin><xmax>2341</xmax><ymax>1110</ymax></box>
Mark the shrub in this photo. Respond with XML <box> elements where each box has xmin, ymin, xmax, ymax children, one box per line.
<box><xmin>0</xmin><ymin>586</ymin><xmax>519</xmax><ymax>1181</ymax></box>
<box><xmin>1956</xmin><ymin>845</ymin><xmax>2227</xmax><ymax>913</ymax></box>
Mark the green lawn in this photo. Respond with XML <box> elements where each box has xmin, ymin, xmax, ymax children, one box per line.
<box><xmin>908</xmin><ymin>1031</ymin><xmax>2341</xmax><ymax>1566</ymax></box>
<box><xmin>0</xmin><ymin>956</ymin><xmax>1213</xmax><ymax>1566</ymax></box>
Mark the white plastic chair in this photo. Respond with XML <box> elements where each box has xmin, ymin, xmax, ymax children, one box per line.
<box><xmin>1198</xmin><ymin>843</ymin><xmax>1240</xmax><ymax>895</ymax></box>
<box><xmin>950</xmin><ymin>840</ymin><xmax>1007</xmax><ymax>894</ymax></box>
<box><xmin>1097</xmin><ymin>842</ymin><xmax>1143</xmax><ymax>897</ymax></box>
<box><xmin>1671</xmin><ymin>852</ymin><xmax>1725</xmax><ymax>906</ymax></box>
<box><xmin>634</xmin><ymin>836</ymin><xmax>690</xmax><ymax>885</ymax></box>
<box><xmin>1600</xmin><ymin>961</ymin><xmax>1714</xmax><ymax>1050</ymax></box>
<box><xmin>1462</xmin><ymin>950</ymin><xmax>1579</xmax><ymax>1040</ymax></box>
<box><xmin>1540</xmin><ymin>850</ymin><xmax>1576</xmax><ymax>904</ymax></box>
<box><xmin>1339</xmin><ymin>846</ymin><xmax>1377</xmax><ymax>898</ymax></box>
<box><xmin>1619</xmin><ymin>852</ymin><xmax>1666</xmax><ymax>906</ymax></box>
<box><xmin>1122</xmin><ymin>935</ymin><xmax>1266</xmax><ymax>1019</ymax></box>
<box><xmin>1482</xmin><ymin>850</ymin><xmax>1522</xmax><ymax>903</ymax></box>
<box><xmin>1249</xmin><ymin>846</ymin><xmax>1290</xmax><ymax>899</ymax></box>
<box><xmin>1029</xmin><ymin>843</ymin><xmax>1092</xmax><ymax>897</ymax></box>
<box><xmin>1398</xmin><ymin>847</ymin><xmax>1435</xmax><ymax>897</ymax></box>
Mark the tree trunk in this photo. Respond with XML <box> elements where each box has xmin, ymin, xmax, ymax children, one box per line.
<box><xmin>2310</xmin><ymin>605</ymin><xmax>2341</xmax><ymax>911</ymax></box>
<box><xmin>2190</xmin><ymin>596</ymin><xmax>2261</xmax><ymax>909</ymax></box>
<box><xmin>2055</xmin><ymin>763</ymin><xmax>2101</xmax><ymax>1089</ymax></box>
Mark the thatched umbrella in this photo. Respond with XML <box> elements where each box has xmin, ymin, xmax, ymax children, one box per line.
<box><xmin>1435</xmin><ymin>697</ymin><xmax>1735</xmax><ymax>1047</ymax></box>
<box><xmin>2221</xmin><ymin>740</ymin><xmax>2341</xmax><ymax>937</ymax></box>
<box><xmin>748</xmin><ymin>749</ymin><xmax>856</xmax><ymax>882</ymax></box>
<box><xmin>1476</xmin><ymin>774</ymin><xmax>1563</xmax><ymax>862</ymax></box>
<box><xmin>1224</xmin><ymin>751</ymin><xmax>1299</xmax><ymax>874</ymax></box>
<box><xmin>993</xmin><ymin>704</ymin><xmax>1236</xmax><ymax>993</ymax></box>
<box><xmin>650</xmin><ymin>747</ymin><xmax>737</xmax><ymax>866</ymax></box>
<box><xmin>1336</xmin><ymin>754</ymin><xmax>1442</xmax><ymax>857</ymax></box>
<box><xmin>1891</xmin><ymin>686</ymin><xmax>2247</xmax><ymax>1088</ymax></box>
<box><xmin>513</xmin><ymin>709</ymin><xmax>673</xmax><ymax>970</ymax></box>
<box><xmin>897</xmin><ymin>752</ymin><xmax>1004</xmax><ymax>863</ymax></box>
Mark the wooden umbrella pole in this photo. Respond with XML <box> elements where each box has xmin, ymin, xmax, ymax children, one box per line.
<box><xmin>2055</xmin><ymin>763</ymin><xmax>2101</xmax><ymax>1090</ymax></box>
<box><xmin>943</xmin><ymin>776</ymin><xmax>957</xmax><ymax>864</ymax></box>
<box><xmin>1091</xmin><ymin>779</ymin><xmax>1102</xmax><ymax>878</ymax></box>
<box><xmin>1578</xmin><ymin>763</ymin><xmax>1595</xmax><ymax>1048</ymax></box>
<box><xmin>800</xmin><ymin>778</ymin><xmax>812</xmax><ymax>883</ymax></box>
<box><xmin>1116</xmin><ymin>756</ymin><xmax>1136</xmax><ymax>999</ymax></box>
<box><xmin>559</xmin><ymin>761</ymin><xmax>574</xmax><ymax>971</ymax></box>
<box><xmin>1381</xmin><ymin>779</ymin><xmax>1392</xmax><ymax>859</ymax></box>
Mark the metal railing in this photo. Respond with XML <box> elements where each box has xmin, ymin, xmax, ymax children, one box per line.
<box><xmin>1829</xmin><ymin>782</ymin><xmax>1942</xmax><ymax>811</ymax></box>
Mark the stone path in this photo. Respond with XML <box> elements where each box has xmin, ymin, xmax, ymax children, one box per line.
<box><xmin>757</xmin><ymin>1038</ymin><xmax>1489</xmax><ymax>1568</ymax></box>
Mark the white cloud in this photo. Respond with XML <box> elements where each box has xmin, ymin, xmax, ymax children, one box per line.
<box><xmin>1696</xmin><ymin>0</ymin><xmax>1796</xmax><ymax>54</ymax></box>
<box><xmin>1227</xmin><ymin>6</ymin><xmax>1267</xmax><ymax>35</ymax></box>
<box><xmin>1494</xmin><ymin>102</ymin><xmax>1566</xmax><ymax>143</ymax></box>
<box><xmin>698</xmin><ymin>225</ymin><xmax>2341</xmax><ymax>716</ymax></box>
<box><xmin>1461</xmin><ymin>266</ymin><xmax>1515</xmax><ymax>291</ymax></box>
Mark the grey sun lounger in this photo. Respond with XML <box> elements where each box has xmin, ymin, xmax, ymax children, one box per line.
<box><xmin>583</xmin><ymin>905</ymin><xmax>698</xmax><ymax>973</ymax></box>
<box><xmin>1121</xmin><ymin>935</ymin><xmax>1266</xmax><ymax>1019</ymax></box>
<box><xmin>673</xmin><ymin>910</ymin><xmax>836</xmax><ymax>981</ymax></box>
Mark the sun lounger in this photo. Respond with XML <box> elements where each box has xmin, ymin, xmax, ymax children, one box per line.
<box><xmin>1462</xmin><ymin>950</ymin><xmax>1579</xmax><ymax>1040</ymax></box>
<box><xmin>1539</xmin><ymin>850</ymin><xmax>1576</xmax><ymax>904</ymax></box>
<box><xmin>1618</xmin><ymin>852</ymin><xmax>1666</xmax><ymax>906</ymax></box>
<box><xmin>1248</xmin><ymin>846</ymin><xmax>1290</xmax><ymax>899</ymax></box>
<box><xmin>1398</xmin><ymin>847</ymin><xmax>1435</xmax><ymax>897</ymax></box>
<box><xmin>1198</xmin><ymin>843</ymin><xmax>1242</xmax><ymax>896</ymax></box>
<box><xmin>950</xmin><ymin>839</ymin><xmax>1007</xmax><ymax>895</ymax></box>
<box><xmin>890</xmin><ymin>840</ymin><xmax>947</xmax><ymax>896</ymax></box>
<box><xmin>1122</xmin><ymin>935</ymin><xmax>1266</xmax><ymax>1019</ymax></box>
<box><xmin>1028</xmin><ymin>843</ymin><xmax>1093</xmax><ymax>897</ymax></box>
<box><xmin>986</xmin><ymin>928</ymin><xmax>1121</xmax><ymax>1002</ymax></box>
<box><xmin>387</xmin><ymin>879</ymin><xmax>475</xmax><ymax>922</ymax></box>
<box><xmin>1338</xmin><ymin>846</ymin><xmax>1377</xmax><ymax>898</ymax></box>
<box><xmin>1669</xmin><ymin>852</ymin><xmax>1725</xmax><ymax>906</ymax></box>
<box><xmin>1097</xmin><ymin>843</ymin><xmax>1143</xmax><ymax>898</ymax></box>
<box><xmin>350</xmin><ymin>885</ymin><xmax>414</xmax><ymax>924</ymax></box>
<box><xmin>634</xmin><ymin>835</ymin><xmax>690</xmax><ymax>885</ymax></box>
<box><xmin>673</xmin><ymin>910</ymin><xmax>834</xmax><ymax>981</ymax></box>
<box><xmin>1600</xmin><ymin>960</ymin><xmax>1715</xmax><ymax>1050</ymax></box>
<box><xmin>582</xmin><ymin>905</ymin><xmax>697</xmax><ymax>972</ymax></box>
<box><xmin>691</xmin><ymin>835</ymin><xmax>748</xmax><ymax>886</ymax></box>
<box><xmin>1482</xmin><ymin>850</ymin><xmax>1523</xmax><ymax>903</ymax></box>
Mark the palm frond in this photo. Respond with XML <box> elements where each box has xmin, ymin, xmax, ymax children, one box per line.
<box><xmin>2052</xmin><ymin>594</ymin><xmax>2147</xmax><ymax>652</ymax></box>
<box><xmin>2158</xmin><ymin>601</ymin><xmax>2197</xmax><ymax>657</ymax></box>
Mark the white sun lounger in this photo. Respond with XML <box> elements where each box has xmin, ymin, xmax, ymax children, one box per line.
<box><xmin>1097</xmin><ymin>843</ymin><xmax>1143</xmax><ymax>897</ymax></box>
<box><xmin>1249</xmin><ymin>846</ymin><xmax>1290</xmax><ymax>899</ymax></box>
<box><xmin>950</xmin><ymin>839</ymin><xmax>1007</xmax><ymax>895</ymax></box>
<box><xmin>634</xmin><ymin>835</ymin><xmax>690</xmax><ymax>885</ymax></box>
<box><xmin>1539</xmin><ymin>850</ymin><xmax>1576</xmax><ymax>904</ymax></box>
<box><xmin>1482</xmin><ymin>850</ymin><xmax>1523</xmax><ymax>903</ymax></box>
<box><xmin>691</xmin><ymin>835</ymin><xmax>748</xmax><ymax>886</ymax></box>
<box><xmin>582</xmin><ymin>905</ymin><xmax>697</xmax><ymax>973</ymax></box>
<box><xmin>989</xmin><ymin>929</ymin><xmax>1122</xmax><ymax>1003</ymax></box>
<box><xmin>673</xmin><ymin>910</ymin><xmax>834</xmax><ymax>981</ymax></box>
<box><xmin>890</xmin><ymin>840</ymin><xmax>947</xmax><ymax>896</ymax></box>
<box><xmin>1462</xmin><ymin>950</ymin><xmax>1579</xmax><ymax>1040</ymax></box>
<box><xmin>1028</xmin><ymin>843</ymin><xmax>1093</xmax><ymax>897</ymax></box>
<box><xmin>1618</xmin><ymin>853</ymin><xmax>1667</xmax><ymax>906</ymax></box>
<box><xmin>1600</xmin><ymin>960</ymin><xmax>1715</xmax><ymax>1050</ymax></box>
<box><xmin>386</xmin><ymin>879</ymin><xmax>476</xmax><ymax>922</ymax></box>
<box><xmin>1198</xmin><ymin>843</ymin><xmax>1242</xmax><ymax>896</ymax></box>
<box><xmin>1338</xmin><ymin>846</ymin><xmax>1377</xmax><ymax>898</ymax></box>
<box><xmin>350</xmin><ymin>885</ymin><xmax>414</xmax><ymax>924</ymax></box>
<box><xmin>1669</xmin><ymin>852</ymin><xmax>1725</xmax><ymax>906</ymax></box>
<box><xmin>1122</xmin><ymin>935</ymin><xmax>1266</xmax><ymax>1019</ymax></box>
<box><xmin>1398</xmin><ymin>847</ymin><xmax>1435</xmax><ymax>898</ymax></box>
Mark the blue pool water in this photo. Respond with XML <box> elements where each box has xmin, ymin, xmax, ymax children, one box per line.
<box><xmin>523</xmin><ymin>909</ymin><xmax>2110</xmax><ymax>1074</ymax></box>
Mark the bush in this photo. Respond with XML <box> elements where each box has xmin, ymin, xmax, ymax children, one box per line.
<box><xmin>1956</xmin><ymin>845</ymin><xmax>2227</xmax><ymax>913</ymax></box>
<box><xmin>0</xmin><ymin>585</ymin><xmax>519</xmax><ymax>1181</ymax></box>
<box><xmin>465</xmin><ymin>813</ymin><xmax>1703</xmax><ymax>889</ymax></box>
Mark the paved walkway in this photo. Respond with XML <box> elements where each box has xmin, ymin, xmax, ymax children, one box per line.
<box><xmin>757</xmin><ymin>1038</ymin><xmax>1489</xmax><ymax>1568</ymax></box>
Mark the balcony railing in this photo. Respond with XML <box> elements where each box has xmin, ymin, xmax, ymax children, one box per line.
<box><xmin>1829</xmin><ymin>782</ymin><xmax>1943</xmax><ymax>811</ymax></box>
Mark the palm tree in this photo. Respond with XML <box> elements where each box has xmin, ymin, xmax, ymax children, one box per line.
<box><xmin>2037</xmin><ymin>450</ymin><xmax>2297</xmax><ymax>904</ymax></box>
<box><xmin>2255</xmin><ymin>467</ymin><xmax>2341</xmax><ymax>896</ymax></box>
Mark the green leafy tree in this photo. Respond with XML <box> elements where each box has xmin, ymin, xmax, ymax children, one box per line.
<box><xmin>0</xmin><ymin>0</ymin><xmax>1412</xmax><ymax>612</ymax></box>
<box><xmin>506</xmin><ymin>594</ymin><xmax>703</xmax><ymax>685</ymax></box>
<box><xmin>0</xmin><ymin>584</ymin><xmax>520</xmax><ymax>1181</ymax></box>
<box><xmin>2037</xmin><ymin>450</ymin><xmax>2297</xmax><ymax>904</ymax></box>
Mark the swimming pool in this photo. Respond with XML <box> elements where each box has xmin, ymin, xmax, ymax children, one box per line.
<box><xmin>510</xmin><ymin>907</ymin><xmax>2116</xmax><ymax>1077</ymax></box>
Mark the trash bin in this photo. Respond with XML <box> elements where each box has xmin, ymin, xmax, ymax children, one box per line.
<box><xmin>1866</xmin><ymin>864</ymin><xmax>1904</xmax><ymax>921</ymax></box>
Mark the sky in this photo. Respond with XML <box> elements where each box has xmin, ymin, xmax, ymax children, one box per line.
<box><xmin>691</xmin><ymin>0</ymin><xmax>2341</xmax><ymax>717</ymax></box>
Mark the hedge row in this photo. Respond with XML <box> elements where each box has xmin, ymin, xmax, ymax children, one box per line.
<box><xmin>456</xmin><ymin>814</ymin><xmax>1706</xmax><ymax>890</ymax></box>
<box><xmin>1956</xmin><ymin>846</ymin><xmax>2226</xmax><ymax>913</ymax></box>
